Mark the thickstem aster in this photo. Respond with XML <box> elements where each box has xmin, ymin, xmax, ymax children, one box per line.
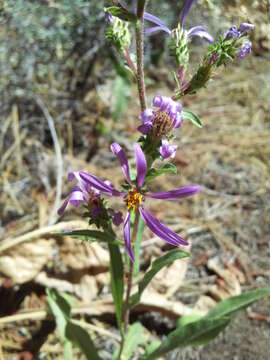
<box><xmin>76</xmin><ymin>142</ymin><xmax>200</xmax><ymax>261</ymax></box>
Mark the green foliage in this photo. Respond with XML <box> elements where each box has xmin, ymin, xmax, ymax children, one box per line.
<box><xmin>113</xmin><ymin>323</ymin><xmax>144</xmax><ymax>360</ymax></box>
<box><xmin>170</xmin><ymin>27</ymin><xmax>190</xmax><ymax>68</ymax></box>
<box><xmin>129</xmin><ymin>249</ymin><xmax>190</xmax><ymax>308</ymax></box>
<box><xmin>53</xmin><ymin>229</ymin><xmax>121</xmax><ymax>244</ymax></box>
<box><xmin>145</xmin><ymin>163</ymin><xmax>177</xmax><ymax>183</ymax></box>
<box><xmin>46</xmin><ymin>288</ymin><xmax>101</xmax><ymax>360</ymax></box>
<box><xmin>142</xmin><ymin>288</ymin><xmax>270</xmax><ymax>359</ymax></box>
<box><xmin>106</xmin><ymin>6</ymin><xmax>137</xmax><ymax>23</ymax></box>
<box><xmin>109</xmin><ymin>243</ymin><xmax>124</xmax><ymax>331</ymax></box>
<box><xmin>182</xmin><ymin>109</ymin><xmax>203</xmax><ymax>128</ymax></box>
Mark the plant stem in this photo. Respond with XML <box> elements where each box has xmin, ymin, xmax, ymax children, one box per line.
<box><xmin>135</xmin><ymin>2</ymin><xmax>147</xmax><ymax>111</ymax></box>
<box><xmin>118</xmin><ymin>210</ymin><xmax>140</xmax><ymax>359</ymax></box>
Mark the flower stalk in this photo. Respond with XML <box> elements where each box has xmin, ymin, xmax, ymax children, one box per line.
<box><xmin>136</xmin><ymin>1</ymin><xmax>147</xmax><ymax>111</ymax></box>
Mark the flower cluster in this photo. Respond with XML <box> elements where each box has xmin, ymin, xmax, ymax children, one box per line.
<box><xmin>58</xmin><ymin>171</ymin><xmax>123</xmax><ymax>228</ymax></box>
<box><xmin>60</xmin><ymin>1</ymin><xmax>255</xmax><ymax>265</ymax></box>
<box><xmin>59</xmin><ymin>142</ymin><xmax>200</xmax><ymax>262</ymax></box>
<box><xmin>138</xmin><ymin>95</ymin><xmax>183</xmax><ymax>159</ymax></box>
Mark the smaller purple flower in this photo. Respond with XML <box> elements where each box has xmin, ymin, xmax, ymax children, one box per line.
<box><xmin>224</xmin><ymin>25</ymin><xmax>240</xmax><ymax>39</ymax></box>
<box><xmin>238</xmin><ymin>41</ymin><xmax>252</xmax><ymax>59</ymax></box>
<box><xmin>159</xmin><ymin>139</ymin><xmax>178</xmax><ymax>159</ymax></box>
<box><xmin>239</xmin><ymin>23</ymin><xmax>254</xmax><ymax>33</ymax></box>
<box><xmin>144</xmin><ymin>0</ymin><xmax>214</xmax><ymax>43</ymax></box>
<box><xmin>224</xmin><ymin>22</ymin><xmax>254</xmax><ymax>39</ymax></box>
<box><xmin>58</xmin><ymin>172</ymin><xmax>100</xmax><ymax>216</ymax></box>
<box><xmin>138</xmin><ymin>95</ymin><xmax>183</xmax><ymax>137</ymax></box>
<box><xmin>105</xmin><ymin>11</ymin><xmax>113</xmax><ymax>25</ymax></box>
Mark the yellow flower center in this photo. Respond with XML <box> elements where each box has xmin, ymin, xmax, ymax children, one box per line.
<box><xmin>126</xmin><ymin>189</ymin><xmax>142</xmax><ymax>212</ymax></box>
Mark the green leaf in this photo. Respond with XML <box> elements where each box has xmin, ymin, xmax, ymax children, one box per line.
<box><xmin>133</xmin><ymin>216</ymin><xmax>145</xmax><ymax>277</ymax></box>
<box><xmin>46</xmin><ymin>289</ymin><xmax>101</xmax><ymax>360</ymax></box>
<box><xmin>46</xmin><ymin>288</ymin><xmax>71</xmax><ymax>339</ymax></box>
<box><xmin>182</xmin><ymin>109</ymin><xmax>203</xmax><ymax>128</ymax></box>
<box><xmin>130</xmin><ymin>249</ymin><xmax>190</xmax><ymax>308</ymax></box>
<box><xmin>66</xmin><ymin>321</ymin><xmax>101</xmax><ymax>360</ymax></box>
<box><xmin>114</xmin><ymin>323</ymin><xmax>144</xmax><ymax>360</ymax></box>
<box><xmin>108</xmin><ymin>243</ymin><xmax>124</xmax><ymax>331</ymax></box>
<box><xmin>145</xmin><ymin>163</ymin><xmax>177</xmax><ymax>183</ymax></box>
<box><xmin>206</xmin><ymin>287</ymin><xmax>270</xmax><ymax>319</ymax></box>
<box><xmin>106</xmin><ymin>6</ymin><xmax>137</xmax><ymax>23</ymax></box>
<box><xmin>63</xmin><ymin>341</ymin><xmax>73</xmax><ymax>360</ymax></box>
<box><xmin>142</xmin><ymin>288</ymin><xmax>270</xmax><ymax>359</ymax></box>
<box><xmin>142</xmin><ymin>317</ymin><xmax>230</xmax><ymax>359</ymax></box>
<box><xmin>53</xmin><ymin>229</ymin><xmax>114</xmax><ymax>242</ymax></box>
<box><xmin>177</xmin><ymin>314</ymin><xmax>203</xmax><ymax>327</ymax></box>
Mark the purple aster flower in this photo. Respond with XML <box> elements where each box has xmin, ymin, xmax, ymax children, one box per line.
<box><xmin>138</xmin><ymin>95</ymin><xmax>183</xmax><ymax>136</ymax></box>
<box><xmin>58</xmin><ymin>171</ymin><xmax>124</xmax><ymax>227</ymax></box>
<box><xmin>58</xmin><ymin>171</ymin><xmax>100</xmax><ymax>216</ymax></box>
<box><xmin>238</xmin><ymin>41</ymin><xmax>252</xmax><ymax>60</ymax></box>
<box><xmin>144</xmin><ymin>0</ymin><xmax>214</xmax><ymax>43</ymax></box>
<box><xmin>79</xmin><ymin>143</ymin><xmax>200</xmax><ymax>262</ymax></box>
<box><xmin>159</xmin><ymin>139</ymin><xmax>178</xmax><ymax>159</ymax></box>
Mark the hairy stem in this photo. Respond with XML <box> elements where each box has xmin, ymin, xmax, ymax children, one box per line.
<box><xmin>118</xmin><ymin>210</ymin><xmax>140</xmax><ymax>359</ymax></box>
<box><xmin>135</xmin><ymin>2</ymin><xmax>147</xmax><ymax>111</ymax></box>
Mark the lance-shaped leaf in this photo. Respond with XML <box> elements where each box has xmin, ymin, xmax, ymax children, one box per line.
<box><xmin>145</xmin><ymin>163</ymin><xmax>177</xmax><ymax>183</ymax></box>
<box><xmin>46</xmin><ymin>289</ymin><xmax>101</xmax><ymax>360</ymax></box>
<box><xmin>113</xmin><ymin>323</ymin><xmax>144</xmax><ymax>360</ymax></box>
<box><xmin>66</xmin><ymin>321</ymin><xmax>101</xmax><ymax>360</ymax></box>
<box><xmin>53</xmin><ymin>229</ymin><xmax>121</xmax><ymax>245</ymax></box>
<box><xmin>142</xmin><ymin>287</ymin><xmax>270</xmax><ymax>359</ymax></box>
<box><xmin>142</xmin><ymin>317</ymin><xmax>230</xmax><ymax>359</ymax></box>
<box><xmin>106</xmin><ymin>6</ymin><xmax>137</xmax><ymax>23</ymax></box>
<box><xmin>182</xmin><ymin>109</ymin><xmax>203</xmax><ymax>128</ymax></box>
<box><xmin>109</xmin><ymin>243</ymin><xmax>124</xmax><ymax>331</ymax></box>
<box><xmin>206</xmin><ymin>287</ymin><xmax>270</xmax><ymax>319</ymax></box>
<box><xmin>129</xmin><ymin>249</ymin><xmax>190</xmax><ymax>308</ymax></box>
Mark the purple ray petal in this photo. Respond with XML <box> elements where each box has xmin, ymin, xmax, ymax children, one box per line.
<box><xmin>147</xmin><ymin>185</ymin><xmax>201</xmax><ymax>200</ymax></box>
<box><xmin>159</xmin><ymin>139</ymin><xmax>178</xmax><ymax>159</ymax></box>
<box><xmin>139</xmin><ymin>109</ymin><xmax>154</xmax><ymax>124</ymax></box>
<box><xmin>188</xmin><ymin>29</ymin><xmax>214</xmax><ymax>43</ymax></box>
<box><xmin>239</xmin><ymin>23</ymin><xmax>254</xmax><ymax>32</ymax></box>
<box><xmin>58</xmin><ymin>198</ymin><xmax>69</xmax><ymax>216</ymax></box>
<box><xmin>111</xmin><ymin>143</ymin><xmax>132</xmax><ymax>185</ymax></box>
<box><xmin>68</xmin><ymin>171</ymin><xmax>93</xmax><ymax>193</ymax></box>
<box><xmin>144</xmin><ymin>12</ymin><xmax>171</xmax><ymax>34</ymax></box>
<box><xmin>137</xmin><ymin>123</ymin><xmax>152</xmax><ymax>135</ymax></box>
<box><xmin>145</xmin><ymin>26</ymin><xmax>168</xmax><ymax>34</ymax></box>
<box><xmin>180</xmin><ymin>0</ymin><xmax>195</xmax><ymax>27</ymax></box>
<box><xmin>134</xmin><ymin>143</ymin><xmax>147</xmax><ymax>189</ymax></box>
<box><xmin>139</xmin><ymin>207</ymin><xmax>188</xmax><ymax>246</ymax></box>
<box><xmin>124</xmin><ymin>211</ymin><xmax>135</xmax><ymax>262</ymax></box>
<box><xmin>58</xmin><ymin>186</ymin><xmax>87</xmax><ymax>216</ymax></box>
<box><xmin>79</xmin><ymin>171</ymin><xmax>123</xmax><ymax>197</ymax></box>
<box><xmin>187</xmin><ymin>25</ymin><xmax>208</xmax><ymax>35</ymax></box>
